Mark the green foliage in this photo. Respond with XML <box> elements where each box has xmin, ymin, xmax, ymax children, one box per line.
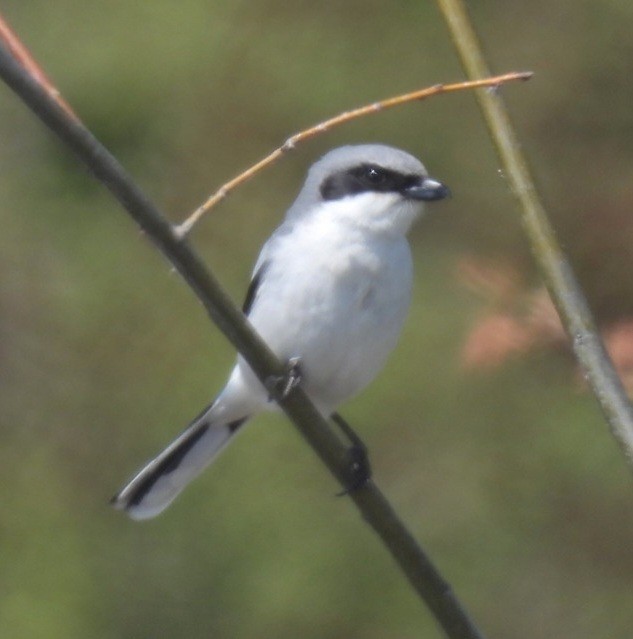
<box><xmin>1</xmin><ymin>1</ymin><xmax>632</xmax><ymax>637</ymax></box>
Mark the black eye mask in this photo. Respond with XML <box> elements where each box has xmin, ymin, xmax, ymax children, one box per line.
<box><xmin>320</xmin><ymin>163</ymin><xmax>422</xmax><ymax>201</ymax></box>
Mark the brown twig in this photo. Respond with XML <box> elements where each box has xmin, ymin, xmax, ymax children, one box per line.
<box><xmin>0</xmin><ymin>13</ymin><xmax>77</xmax><ymax>120</ymax></box>
<box><xmin>176</xmin><ymin>70</ymin><xmax>533</xmax><ymax>238</ymax></box>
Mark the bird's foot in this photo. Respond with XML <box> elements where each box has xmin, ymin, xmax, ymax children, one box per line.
<box><xmin>265</xmin><ymin>356</ymin><xmax>303</xmax><ymax>401</ymax></box>
<box><xmin>331</xmin><ymin>412</ymin><xmax>372</xmax><ymax>494</ymax></box>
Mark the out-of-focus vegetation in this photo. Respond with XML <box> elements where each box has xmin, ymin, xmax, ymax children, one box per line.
<box><xmin>1</xmin><ymin>1</ymin><xmax>632</xmax><ymax>638</ymax></box>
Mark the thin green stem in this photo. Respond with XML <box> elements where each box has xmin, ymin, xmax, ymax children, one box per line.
<box><xmin>436</xmin><ymin>0</ymin><xmax>633</xmax><ymax>469</ymax></box>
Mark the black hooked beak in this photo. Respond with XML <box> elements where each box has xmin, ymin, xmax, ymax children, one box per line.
<box><xmin>403</xmin><ymin>177</ymin><xmax>451</xmax><ymax>202</ymax></box>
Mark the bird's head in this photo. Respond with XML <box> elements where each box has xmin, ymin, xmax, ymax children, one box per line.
<box><xmin>286</xmin><ymin>144</ymin><xmax>450</xmax><ymax>235</ymax></box>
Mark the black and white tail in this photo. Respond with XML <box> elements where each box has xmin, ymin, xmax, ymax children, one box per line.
<box><xmin>111</xmin><ymin>405</ymin><xmax>248</xmax><ymax>520</ymax></box>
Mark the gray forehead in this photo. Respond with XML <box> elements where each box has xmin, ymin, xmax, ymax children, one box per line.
<box><xmin>309</xmin><ymin>144</ymin><xmax>426</xmax><ymax>180</ymax></box>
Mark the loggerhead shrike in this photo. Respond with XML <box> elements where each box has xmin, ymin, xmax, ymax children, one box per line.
<box><xmin>112</xmin><ymin>144</ymin><xmax>449</xmax><ymax>520</ymax></box>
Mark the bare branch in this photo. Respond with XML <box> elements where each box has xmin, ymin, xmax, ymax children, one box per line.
<box><xmin>0</xmin><ymin>33</ymin><xmax>488</xmax><ymax>639</ymax></box>
<box><xmin>177</xmin><ymin>71</ymin><xmax>532</xmax><ymax>237</ymax></box>
<box><xmin>0</xmin><ymin>13</ymin><xmax>77</xmax><ymax>120</ymax></box>
<box><xmin>436</xmin><ymin>0</ymin><xmax>633</xmax><ymax>470</ymax></box>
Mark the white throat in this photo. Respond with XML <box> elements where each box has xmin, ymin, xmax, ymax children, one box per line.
<box><xmin>312</xmin><ymin>192</ymin><xmax>424</xmax><ymax>237</ymax></box>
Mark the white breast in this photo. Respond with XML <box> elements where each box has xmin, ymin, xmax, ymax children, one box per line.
<box><xmin>242</xmin><ymin>209</ymin><xmax>414</xmax><ymax>414</ymax></box>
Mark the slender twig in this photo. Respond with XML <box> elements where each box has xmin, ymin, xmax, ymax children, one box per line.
<box><xmin>0</xmin><ymin>13</ymin><xmax>77</xmax><ymax>120</ymax></box>
<box><xmin>0</xmin><ymin>36</ymin><xmax>490</xmax><ymax>639</ymax></box>
<box><xmin>436</xmin><ymin>0</ymin><xmax>633</xmax><ymax>469</ymax></box>
<box><xmin>177</xmin><ymin>71</ymin><xmax>532</xmax><ymax>237</ymax></box>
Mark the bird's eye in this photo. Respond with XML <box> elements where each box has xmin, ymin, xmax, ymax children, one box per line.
<box><xmin>364</xmin><ymin>166</ymin><xmax>386</xmax><ymax>184</ymax></box>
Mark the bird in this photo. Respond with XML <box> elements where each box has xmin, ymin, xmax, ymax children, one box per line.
<box><xmin>111</xmin><ymin>144</ymin><xmax>450</xmax><ymax>520</ymax></box>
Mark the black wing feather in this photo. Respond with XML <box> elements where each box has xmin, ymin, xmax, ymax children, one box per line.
<box><xmin>242</xmin><ymin>262</ymin><xmax>268</xmax><ymax>315</ymax></box>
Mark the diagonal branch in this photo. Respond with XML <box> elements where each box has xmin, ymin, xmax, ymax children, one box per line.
<box><xmin>177</xmin><ymin>70</ymin><xmax>532</xmax><ymax>237</ymax></box>
<box><xmin>0</xmin><ymin>35</ymin><xmax>488</xmax><ymax>639</ymax></box>
<box><xmin>0</xmin><ymin>13</ymin><xmax>77</xmax><ymax>120</ymax></box>
<box><xmin>436</xmin><ymin>0</ymin><xmax>633</xmax><ymax>470</ymax></box>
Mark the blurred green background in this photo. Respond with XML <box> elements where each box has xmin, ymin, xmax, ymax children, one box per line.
<box><xmin>1</xmin><ymin>1</ymin><xmax>633</xmax><ymax>638</ymax></box>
